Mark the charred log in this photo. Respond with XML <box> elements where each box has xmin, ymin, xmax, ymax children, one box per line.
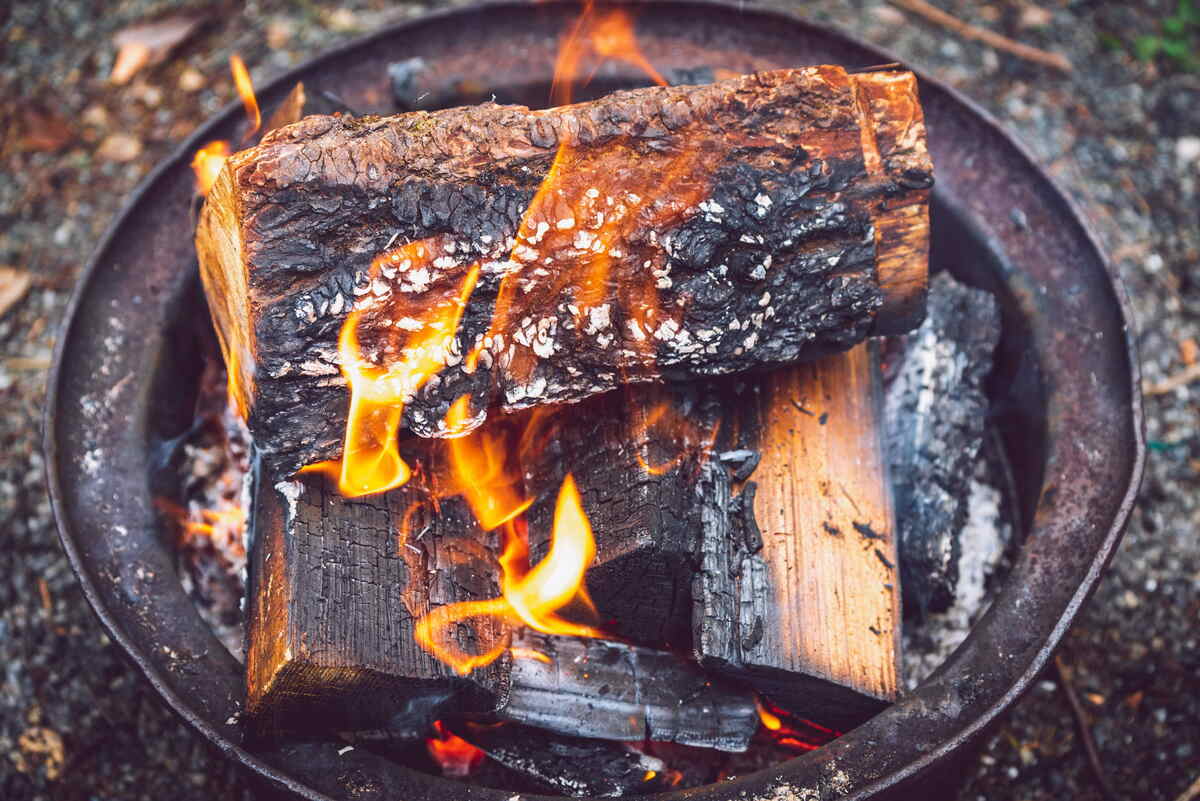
<box><xmin>883</xmin><ymin>271</ymin><xmax>1001</xmax><ymax>617</ymax></box>
<box><xmin>460</xmin><ymin>722</ymin><xmax>670</xmax><ymax>797</ymax></box>
<box><xmin>196</xmin><ymin>67</ymin><xmax>932</xmax><ymax>477</ymax></box>
<box><xmin>244</xmin><ymin>456</ymin><xmax>507</xmax><ymax>734</ymax></box>
<box><xmin>524</xmin><ymin>383</ymin><xmax>720</xmax><ymax>648</ymax></box>
<box><xmin>496</xmin><ymin>631</ymin><xmax>758</xmax><ymax>752</ymax></box>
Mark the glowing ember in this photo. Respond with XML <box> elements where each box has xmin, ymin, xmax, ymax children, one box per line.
<box><xmin>426</xmin><ymin>720</ymin><xmax>485</xmax><ymax>777</ymax></box>
<box><xmin>756</xmin><ymin>698</ymin><xmax>842</xmax><ymax>751</ymax></box>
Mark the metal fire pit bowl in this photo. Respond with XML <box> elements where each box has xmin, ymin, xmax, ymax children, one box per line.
<box><xmin>46</xmin><ymin>2</ymin><xmax>1143</xmax><ymax>799</ymax></box>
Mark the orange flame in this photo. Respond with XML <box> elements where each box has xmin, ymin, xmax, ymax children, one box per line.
<box><xmin>191</xmin><ymin>140</ymin><xmax>231</xmax><ymax>198</ymax></box>
<box><xmin>414</xmin><ymin>473</ymin><xmax>602</xmax><ymax>675</ymax></box>
<box><xmin>229</xmin><ymin>54</ymin><xmax>261</xmax><ymax>139</ymax></box>
<box><xmin>426</xmin><ymin>721</ymin><xmax>485</xmax><ymax>777</ymax></box>
<box><xmin>757</xmin><ymin>697</ymin><xmax>842</xmax><ymax>751</ymax></box>
<box><xmin>551</xmin><ymin>2</ymin><xmax>665</xmax><ymax>106</ymax></box>
<box><xmin>631</xmin><ymin>389</ymin><xmax>721</xmax><ymax>476</ymax></box>
<box><xmin>303</xmin><ymin>247</ymin><xmax>481</xmax><ymax>498</ymax></box>
<box><xmin>191</xmin><ymin>54</ymin><xmax>261</xmax><ymax>196</ymax></box>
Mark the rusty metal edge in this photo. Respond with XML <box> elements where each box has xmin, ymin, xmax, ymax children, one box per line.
<box><xmin>43</xmin><ymin>1</ymin><xmax>1145</xmax><ymax>799</ymax></box>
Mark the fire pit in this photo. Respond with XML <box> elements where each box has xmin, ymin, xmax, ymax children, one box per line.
<box><xmin>46</xmin><ymin>2</ymin><xmax>1142</xmax><ymax>799</ymax></box>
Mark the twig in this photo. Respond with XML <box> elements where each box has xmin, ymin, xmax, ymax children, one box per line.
<box><xmin>1054</xmin><ymin>654</ymin><xmax>1121</xmax><ymax>801</ymax></box>
<box><xmin>1143</xmin><ymin>363</ymin><xmax>1200</xmax><ymax>396</ymax></box>
<box><xmin>1173</xmin><ymin>773</ymin><xmax>1200</xmax><ymax>801</ymax></box>
<box><xmin>889</xmin><ymin>0</ymin><xmax>1073</xmax><ymax>72</ymax></box>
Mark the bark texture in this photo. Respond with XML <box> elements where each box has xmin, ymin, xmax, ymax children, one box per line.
<box><xmin>196</xmin><ymin>67</ymin><xmax>932</xmax><ymax>477</ymax></box>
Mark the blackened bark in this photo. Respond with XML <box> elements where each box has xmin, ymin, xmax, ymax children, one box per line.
<box><xmin>460</xmin><ymin>722</ymin><xmax>671</xmax><ymax>797</ymax></box>
<box><xmin>244</xmin><ymin>451</ymin><xmax>508</xmax><ymax>735</ymax></box>
<box><xmin>524</xmin><ymin>383</ymin><xmax>720</xmax><ymax>648</ymax></box>
<box><xmin>883</xmin><ymin>271</ymin><xmax>1001</xmax><ymax>617</ymax></box>
<box><xmin>197</xmin><ymin>67</ymin><xmax>932</xmax><ymax>478</ymax></box>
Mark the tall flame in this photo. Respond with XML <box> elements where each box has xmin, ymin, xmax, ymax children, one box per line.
<box><xmin>303</xmin><ymin>244</ymin><xmax>481</xmax><ymax>498</ymax></box>
<box><xmin>191</xmin><ymin>54</ymin><xmax>260</xmax><ymax>196</ymax></box>
<box><xmin>414</xmin><ymin>470</ymin><xmax>602</xmax><ymax>675</ymax></box>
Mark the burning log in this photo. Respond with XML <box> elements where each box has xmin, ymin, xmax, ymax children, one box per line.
<box><xmin>496</xmin><ymin>631</ymin><xmax>758</xmax><ymax>752</ymax></box>
<box><xmin>693</xmin><ymin>344</ymin><xmax>902</xmax><ymax>730</ymax></box>
<box><xmin>524</xmin><ymin>383</ymin><xmax>719</xmax><ymax>647</ymax></box>
<box><xmin>196</xmin><ymin>66</ymin><xmax>932</xmax><ymax>477</ymax></box>
<box><xmin>244</xmin><ymin>465</ymin><xmax>508</xmax><ymax>733</ymax></box>
<box><xmin>883</xmin><ymin>272</ymin><xmax>1001</xmax><ymax>616</ymax></box>
<box><xmin>460</xmin><ymin>722</ymin><xmax>671</xmax><ymax>797</ymax></box>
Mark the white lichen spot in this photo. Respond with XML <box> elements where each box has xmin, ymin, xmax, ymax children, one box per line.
<box><xmin>556</xmin><ymin>217</ymin><xmax>575</xmax><ymax>230</ymax></box>
<box><xmin>584</xmin><ymin>303</ymin><xmax>612</xmax><ymax>335</ymax></box>
<box><xmin>627</xmin><ymin>318</ymin><xmax>646</xmax><ymax>341</ymax></box>
<box><xmin>760</xmin><ymin>291</ymin><xmax>772</xmax><ymax>307</ymax></box>
<box><xmin>743</xmin><ymin>332</ymin><xmax>759</xmax><ymax>350</ymax></box>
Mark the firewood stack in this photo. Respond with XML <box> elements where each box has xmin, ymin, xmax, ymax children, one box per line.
<box><xmin>194</xmin><ymin>65</ymin><xmax>933</xmax><ymax>747</ymax></box>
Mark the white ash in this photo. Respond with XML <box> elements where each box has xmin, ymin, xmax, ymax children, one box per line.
<box><xmin>903</xmin><ymin>463</ymin><xmax>1013</xmax><ymax>689</ymax></box>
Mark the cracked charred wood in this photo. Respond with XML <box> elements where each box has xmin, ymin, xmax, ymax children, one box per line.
<box><xmin>693</xmin><ymin>344</ymin><xmax>902</xmax><ymax>730</ymax></box>
<box><xmin>496</xmin><ymin>631</ymin><xmax>758</xmax><ymax>752</ymax></box>
<box><xmin>196</xmin><ymin>66</ymin><xmax>932</xmax><ymax>478</ymax></box>
<box><xmin>883</xmin><ymin>271</ymin><xmax>1001</xmax><ymax>617</ymax></box>
<box><xmin>524</xmin><ymin>383</ymin><xmax>720</xmax><ymax>649</ymax></box>
<box><xmin>458</xmin><ymin>722</ymin><xmax>670</xmax><ymax>797</ymax></box>
<box><xmin>244</xmin><ymin>454</ymin><xmax>507</xmax><ymax>734</ymax></box>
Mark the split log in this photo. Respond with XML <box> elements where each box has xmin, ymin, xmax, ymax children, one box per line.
<box><xmin>496</xmin><ymin>631</ymin><xmax>758</xmax><ymax>752</ymax></box>
<box><xmin>196</xmin><ymin>66</ymin><xmax>932</xmax><ymax>477</ymax></box>
<box><xmin>524</xmin><ymin>382</ymin><xmax>719</xmax><ymax>648</ymax></box>
<box><xmin>244</xmin><ymin>458</ymin><xmax>508</xmax><ymax>734</ymax></box>
<box><xmin>459</xmin><ymin>722</ymin><xmax>670</xmax><ymax>797</ymax></box>
<box><xmin>693</xmin><ymin>343</ymin><xmax>902</xmax><ymax>730</ymax></box>
<box><xmin>883</xmin><ymin>271</ymin><xmax>1001</xmax><ymax>617</ymax></box>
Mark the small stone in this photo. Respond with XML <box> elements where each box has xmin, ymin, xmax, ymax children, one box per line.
<box><xmin>178</xmin><ymin>66</ymin><xmax>204</xmax><ymax>92</ymax></box>
<box><xmin>1176</xmin><ymin>136</ymin><xmax>1200</xmax><ymax>164</ymax></box>
<box><xmin>97</xmin><ymin>132</ymin><xmax>142</xmax><ymax>162</ymax></box>
<box><xmin>266</xmin><ymin>19</ymin><xmax>294</xmax><ymax>49</ymax></box>
<box><xmin>323</xmin><ymin>8</ymin><xmax>359</xmax><ymax>32</ymax></box>
<box><xmin>1018</xmin><ymin>5</ymin><xmax>1053</xmax><ymax>29</ymax></box>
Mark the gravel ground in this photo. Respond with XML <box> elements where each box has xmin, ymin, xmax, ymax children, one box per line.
<box><xmin>1</xmin><ymin>1</ymin><xmax>1196</xmax><ymax>799</ymax></box>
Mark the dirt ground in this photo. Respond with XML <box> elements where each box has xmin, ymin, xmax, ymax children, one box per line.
<box><xmin>1</xmin><ymin>1</ymin><xmax>1197</xmax><ymax>800</ymax></box>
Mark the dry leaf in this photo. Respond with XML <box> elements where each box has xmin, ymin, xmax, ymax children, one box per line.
<box><xmin>110</xmin><ymin>15</ymin><xmax>202</xmax><ymax>85</ymax></box>
<box><xmin>16</xmin><ymin>727</ymin><xmax>64</xmax><ymax>781</ymax></box>
<box><xmin>1018</xmin><ymin>5</ymin><xmax>1054</xmax><ymax>29</ymax></box>
<box><xmin>0</xmin><ymin>267</ymin><xmax>32</xmax><ymax>319</ymax></box>
<box><xmin>97</xmin><ymin>132</ymin><xmax>143</xmax><ymax>162</ymax></box>
<box><xmin>264</xmin><ymin>82</ymin><xmax>307</xmax><ymax>135</ymax></box>
<box><xmin>17</xmin><ymin>107</ymin><xmax>72</xmax><ymax>153</ymax></box>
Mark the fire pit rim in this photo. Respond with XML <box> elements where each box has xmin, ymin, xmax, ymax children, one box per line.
<box><xmin>44</xmin><ymin>2</ymin><xmax>1145</xmax><ymax>799</ymax></box>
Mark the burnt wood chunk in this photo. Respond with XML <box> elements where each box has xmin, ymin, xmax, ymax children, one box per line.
<box><xmin>693</xmin><ymin>344</ymin><xmax>902</xmax><ymax>730</ymax></box>
<box><xmin>496</xmin><ymin>631</ymin><xmax>758</xmax><ymax>752</ymax></box>
<box><xmin>196</xmin><ymin>67</ymin><xmax>932</xmax><ymax>477</ymax></box>
<box><xmin>884</xmin><ymin>271</ymin><xmax>1001</xmax><ymax>617</ymax></box>
<box><xmin>244</xmin><ymin>461</ymin><xmax>507</xmax><ymax>734</ymax></box>
<box><xmin>525</xmin><ymin>384</ymin><xmax>718</xmax><ymax>648</ymax></box>
<box><xmin>461</xmin><ymin>722</ymin><xmax>671</xmax><ymax>797</ymax></box>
